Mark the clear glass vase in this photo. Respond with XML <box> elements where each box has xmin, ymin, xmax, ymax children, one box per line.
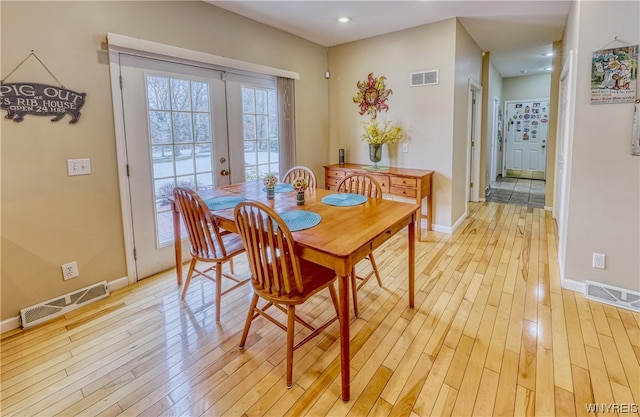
<box><xmin>369</xmin><ymin>143</ymin><xmax>382</xmax><ymax>167</ymax></box>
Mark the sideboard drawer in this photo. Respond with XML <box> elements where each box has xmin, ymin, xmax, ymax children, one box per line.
<box><xmin>390</xmin><ymin>186</ymin><xmax>417</xmax><ymax>198</ymax></box>
<box><xmin>326</xmin><ymin>178</ymin><xmax>341</xmax><ymax>188</ymax></box>
<box><xmin>326</xmin><ymin>168</ymin><xmax>347</xmax><ymax>179</ymax></box>
<box><xmin>368</xmin><ymin>174</ymin><xmax>390</xmax><ymax>193</ymax></box>
<box><xmin>390</xmin><ymin>177</ymin><xmax>417</xmax><ymax>188</ymax></box>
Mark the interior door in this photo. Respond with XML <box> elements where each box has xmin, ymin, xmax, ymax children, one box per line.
<box><xmin>504</xmin><ymin>99</ymin><xmax>550</xmax><ymax>178</ymax></box>
<box><xmin>117</xmin><ymin>54</ymin><xmax>233</xmax><ymax>279</ymax></box>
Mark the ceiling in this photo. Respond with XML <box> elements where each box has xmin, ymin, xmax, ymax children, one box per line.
<box><xmin>206</xmin><ymin>0</ymin><xmax>572</xmax><ymax>78</ymax></box>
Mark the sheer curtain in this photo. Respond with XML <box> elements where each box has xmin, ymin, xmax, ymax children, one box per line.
<box><xmin>277</xmin><ymin>77</ymin><xmax>296</xmax><ymax>175</ymax></box>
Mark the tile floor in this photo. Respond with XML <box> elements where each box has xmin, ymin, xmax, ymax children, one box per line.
<box><xmin>486</xmin><ymin>176</ymin><xmax>546</xmax><ymax>208</ymax></box>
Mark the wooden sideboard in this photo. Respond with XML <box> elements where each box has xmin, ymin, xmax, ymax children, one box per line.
<box><xmin>324</xmin><ymin>163</ymin><xmax>433</xmax><ymax>241</ymax></box>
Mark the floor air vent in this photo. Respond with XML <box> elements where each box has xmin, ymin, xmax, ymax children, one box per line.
<box><xmin>20</xmin><ymin>281</ymin><xmax>110</xmax><ymax>329</ymax></box>
<box><xmin>585</xmin><ymin>280</ymin><xmax>640</xmax><ymax>312</ymax></box>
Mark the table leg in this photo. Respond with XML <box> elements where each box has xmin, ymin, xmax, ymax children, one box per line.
<box><xmin>172</xmin><ymin>202</ymin><xmax>183</xmax><ymax>286</ymax></box>
<box><xmin>409</xmin><ymin>218</ymin><xmax>415</xmax><ymax>308</ymax></box>
<box><xmin>427</xmin><ymin>194</ymin><xmax>433</xmax><ymax>232</ymax></box>
<box><xmin>338</xmin><ymin>273</ymin><xmax>350</xmax><ymax>401</ymax></box>
<box><xmin>416</xmin><ymin>208</ymin><xmax>422</xmax><ymax>241</ymax></box>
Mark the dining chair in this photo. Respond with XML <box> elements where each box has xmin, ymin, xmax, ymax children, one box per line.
<box><xmin>336</xmin><ymin>173</ymin><xmax>384</xmax><ymax>316</ymax></box>
<box><xmin>281</xmin><ymin>166</ymin><xmax>317</xmax><ymax>188</ymax></box>
<box><xmin>172</xmin><ymin>187</ymin><xmax>249</xmax><ymax>321</ymax></box>
<box><xmin>234</xmin><ymin>201</ymin><xmax>339</xmax><ymax>388</ymax></box>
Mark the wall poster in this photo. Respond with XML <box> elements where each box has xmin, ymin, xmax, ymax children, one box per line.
<box><xmin>633</xmin><ymin>100</ymin><xmax>640</xmax><ymax>156</ymax></box>
<box><xmin>591</xmin><ymin>45</ymin><xmax>638</xmax><ymax>104</ymax></box>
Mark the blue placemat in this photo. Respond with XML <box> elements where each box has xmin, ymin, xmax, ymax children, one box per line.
<box><xmin>278</xmin><ymin>210</ymin><xmax>321</xmax><ymax>231</ymax></box>
<box><xmin>263</xmin><ymin>183</ymin><xmax>294</xmax><ymax>193</ymax></box>
<box><xmin>321</xmin><ymin>193</ymin><xmax>367</xmax><ymax>207</ymax></box>
<box><xmin>205</xmin><ymin>196</ymin><xmax>247</xmax><ymax>211</ymax></box>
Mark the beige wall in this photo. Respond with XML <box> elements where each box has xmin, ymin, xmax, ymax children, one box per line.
<box><xmin>561</xmin><ymin>0</ymin><xmax>639</xmax><ymax>291</ymax></box>
<box><xmin>451</xmin><ymin>19</ymin><xmax>483</xmax><ymax>224</ymax></box>
<box><xmin>502</xmin><ymin>73</ymin><xmax>552</xmax><ymax>102</ymax></box>
<box><xmin>328</xmin><ymin>18</ymin><xmax>482</xmax><ymax>230</ymax></box>
<box><xmin>1</xmin><ymin>1</ymin><xmax>329</xmax><ymax>321</ymax></box>
<box><xmin>483</xmin><ymin>56</ymin><xmax>504</xmax><ymax>188</ymax></box>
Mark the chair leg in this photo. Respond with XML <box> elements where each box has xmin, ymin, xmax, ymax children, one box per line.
<box><xmin>239</xmin><ymin>293</ymin><xmax>260</xmax><ymax>348</ymax></box>
<box><xmin>286</xmin><ymin>305</ymin><xmax>296</xmax><ymax>388</ymax></box>
<box><xmin>215</xmin><ymin>262</ymin><xmax>222</xmax><ymax>321</ymax></box>
<box><xmin>229</xmin><ymin>257</ymin><xmax>235</xmax><ymax>274</ymax></box>
<box><xmin>350</xmin><ymin>267</ymin><xmax>359</xmax><ymax>317</ymax></box>
<box><xmin>368</xmin><ymin>252</ymin><xmax>383</xmax><ymax>287</ymax></box>
<box><xmin>181</xmin><ymin>259</ymin><xmax>198</xmax><ymax>299</ymax></box>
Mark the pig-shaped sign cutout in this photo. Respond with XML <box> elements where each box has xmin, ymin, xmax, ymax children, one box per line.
<box><xmin>0</xmin><ymin>83</ymin><xmax>86</xmax><ymax>123</ymax></box>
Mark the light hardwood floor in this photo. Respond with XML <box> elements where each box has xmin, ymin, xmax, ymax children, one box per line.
<box><xmin>2</xmin><ymin>202</ymin><xmax>639</xmax><ymax>416</ymax></box>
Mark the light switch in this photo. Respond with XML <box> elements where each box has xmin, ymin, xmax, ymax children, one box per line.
<box><xmin>67</xmin><ymin>158</ymin><xmax>91</xmax><ymax>176</ymax></box>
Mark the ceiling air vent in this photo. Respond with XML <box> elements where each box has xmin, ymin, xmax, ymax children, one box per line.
<box><xmin>410</xmin><ymin>70</ymin><xmax>439</xmax><ymax>87</ymax></box>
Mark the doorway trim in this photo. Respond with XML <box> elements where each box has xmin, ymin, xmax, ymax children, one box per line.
<box><xmin>555</xmin><ymin>49</ymin><xmax>575</xmax><ymax>276</ymax></box>
<box><xmin>107</xmin><ymin>34</ymin><xmax>299</xmax><ymax>285</ymax></box>
<box><xmin>490</xmin><ymin>96</ymin><xmax>501</xmax><ymax>181</ymax></box>
<box><xmin>467</xmin><ymin>79</ymin><xmax>483</xmax><ymax>203</ymax></box>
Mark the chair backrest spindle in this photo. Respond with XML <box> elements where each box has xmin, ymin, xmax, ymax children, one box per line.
<box><xmin>173</xmin><ymin>187</ymin><xmax>226</xmax><ymax>259</ymax></box>
<box><xmin>235</xmin><ymin>201</ymin><xmax>305</xmax><ymax>298</ymax></box>
<box><xmin>281</xmin><ymin>166</ymin><xmax>317</xmax><ymax>188</ymax></box>
<box><xmin>336</xmin><ymin>173</ymin><xmax>383</xmax><ymax>199</ymax></box>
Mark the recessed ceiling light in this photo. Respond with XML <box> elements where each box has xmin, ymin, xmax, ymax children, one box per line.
<box><xmin>521</xmin><ymin>70</ymin><xmax>529</xmax><ymax>74</ymax></box>
<box><xmin>338</xmin><ymin>16</ymin><xmax>352</xmax><ymax>23</ymax></box>
<box><xmin>545</xmin><ymin>67</ymin><xmax>553</xmax><ymax>71</ymax></box>
<box><xmin>545</xmin><ymin>52</ymin><xmax>554</xmax><ymax>57</ymax></box>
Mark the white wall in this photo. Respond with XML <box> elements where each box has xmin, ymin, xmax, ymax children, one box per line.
<box><xmin>561</xmin><ymin>0</ymin><xmax>640</xmax><ymax>292</ymax></box>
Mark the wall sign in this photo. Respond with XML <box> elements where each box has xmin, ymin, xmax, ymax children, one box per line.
<box><xmin>591</xmin><ymin>44</ymin><xmax>638</xmax><ymax>104</ymax></box>
<box><xmin>1</xmin><ymin>82</ymin><xmax>86</xmax><ymax>123</ymax></box>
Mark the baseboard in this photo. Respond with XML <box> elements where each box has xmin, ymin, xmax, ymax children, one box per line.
<box><xmin>108</xmin><ymin>276</ymin><xmax>130</xmax><ymax>292</ymax></box>
<box><xmin>0</xmin><ymin>316</ymin><xmax>21</xmax><ymax>334</ymax></box>
<box><xmin>431</xmin><ymin>211</ymin><xmax>466</xmax><ymax>235</ymax></box>
<box><xmin>561</xmin><ymin>277</ymin><xmax>586</xmax><ymax>293</ymax></box>
<box><xmin>0</xmin><ymin>276</ymin><xmax>129</xmax><ymax>334</ymax></box>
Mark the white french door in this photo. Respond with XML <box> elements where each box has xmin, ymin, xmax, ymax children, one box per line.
<box><xmin>117</xmin><ymin>54</ymin><xmax>239</xmax><ymax>280</ymax></box>
<box><xmin>115</xmin><ymin>53</ymin><xmax>280</xmax><ymax>280</ymax></box>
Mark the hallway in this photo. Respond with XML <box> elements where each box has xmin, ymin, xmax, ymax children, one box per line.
<box><xmin>486</xmin><ymin>176</ymin><xmax>546</xmax><ymax>208</ymax></box>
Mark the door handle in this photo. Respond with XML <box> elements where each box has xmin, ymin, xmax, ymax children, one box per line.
<box><xmin>220</xmin><ymin>169</ymin><xmax>230</xmax><ymax>176</ymax></box>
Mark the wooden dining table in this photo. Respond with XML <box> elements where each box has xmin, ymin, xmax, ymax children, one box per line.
<box><xmin>170</xmin><ymin>181</ymin><xmax>419</xmax><ymax>401</ymax></box>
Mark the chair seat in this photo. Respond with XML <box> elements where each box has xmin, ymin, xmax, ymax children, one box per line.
<box><xmin>191</xmin><ymin>232</ymin><xmax>245</xmax><ymax>261</ymax></box>
<box><xmin>252</xmin><ymin>259</ymin><xmax>336</xmax><ymax>305</ymax></box>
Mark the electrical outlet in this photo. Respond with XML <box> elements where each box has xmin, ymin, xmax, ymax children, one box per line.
<box><xmin>402</xmin><ymin>143</ymin><xmax>409</xmax><ymax>153</ymax></box>
<box><xmin>62</xmin><ymin>261</ymin><xmax>79</xmax><ymax>280</ymax></box>
<box><xmin>592</xmin><ymin>253</ymin><xmax>606</xmax><ymax>269</ymax></box>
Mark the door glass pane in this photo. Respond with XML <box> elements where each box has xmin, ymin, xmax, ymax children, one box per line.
<box><xmin>146</xmin><ymin>74</ymin><xmax>215</xmax><ymax>247</ymax></box>
<box><xmin>242</xmin><ymin>86</ymin><xmax>279</xmax><ymax>181</ymax></box>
